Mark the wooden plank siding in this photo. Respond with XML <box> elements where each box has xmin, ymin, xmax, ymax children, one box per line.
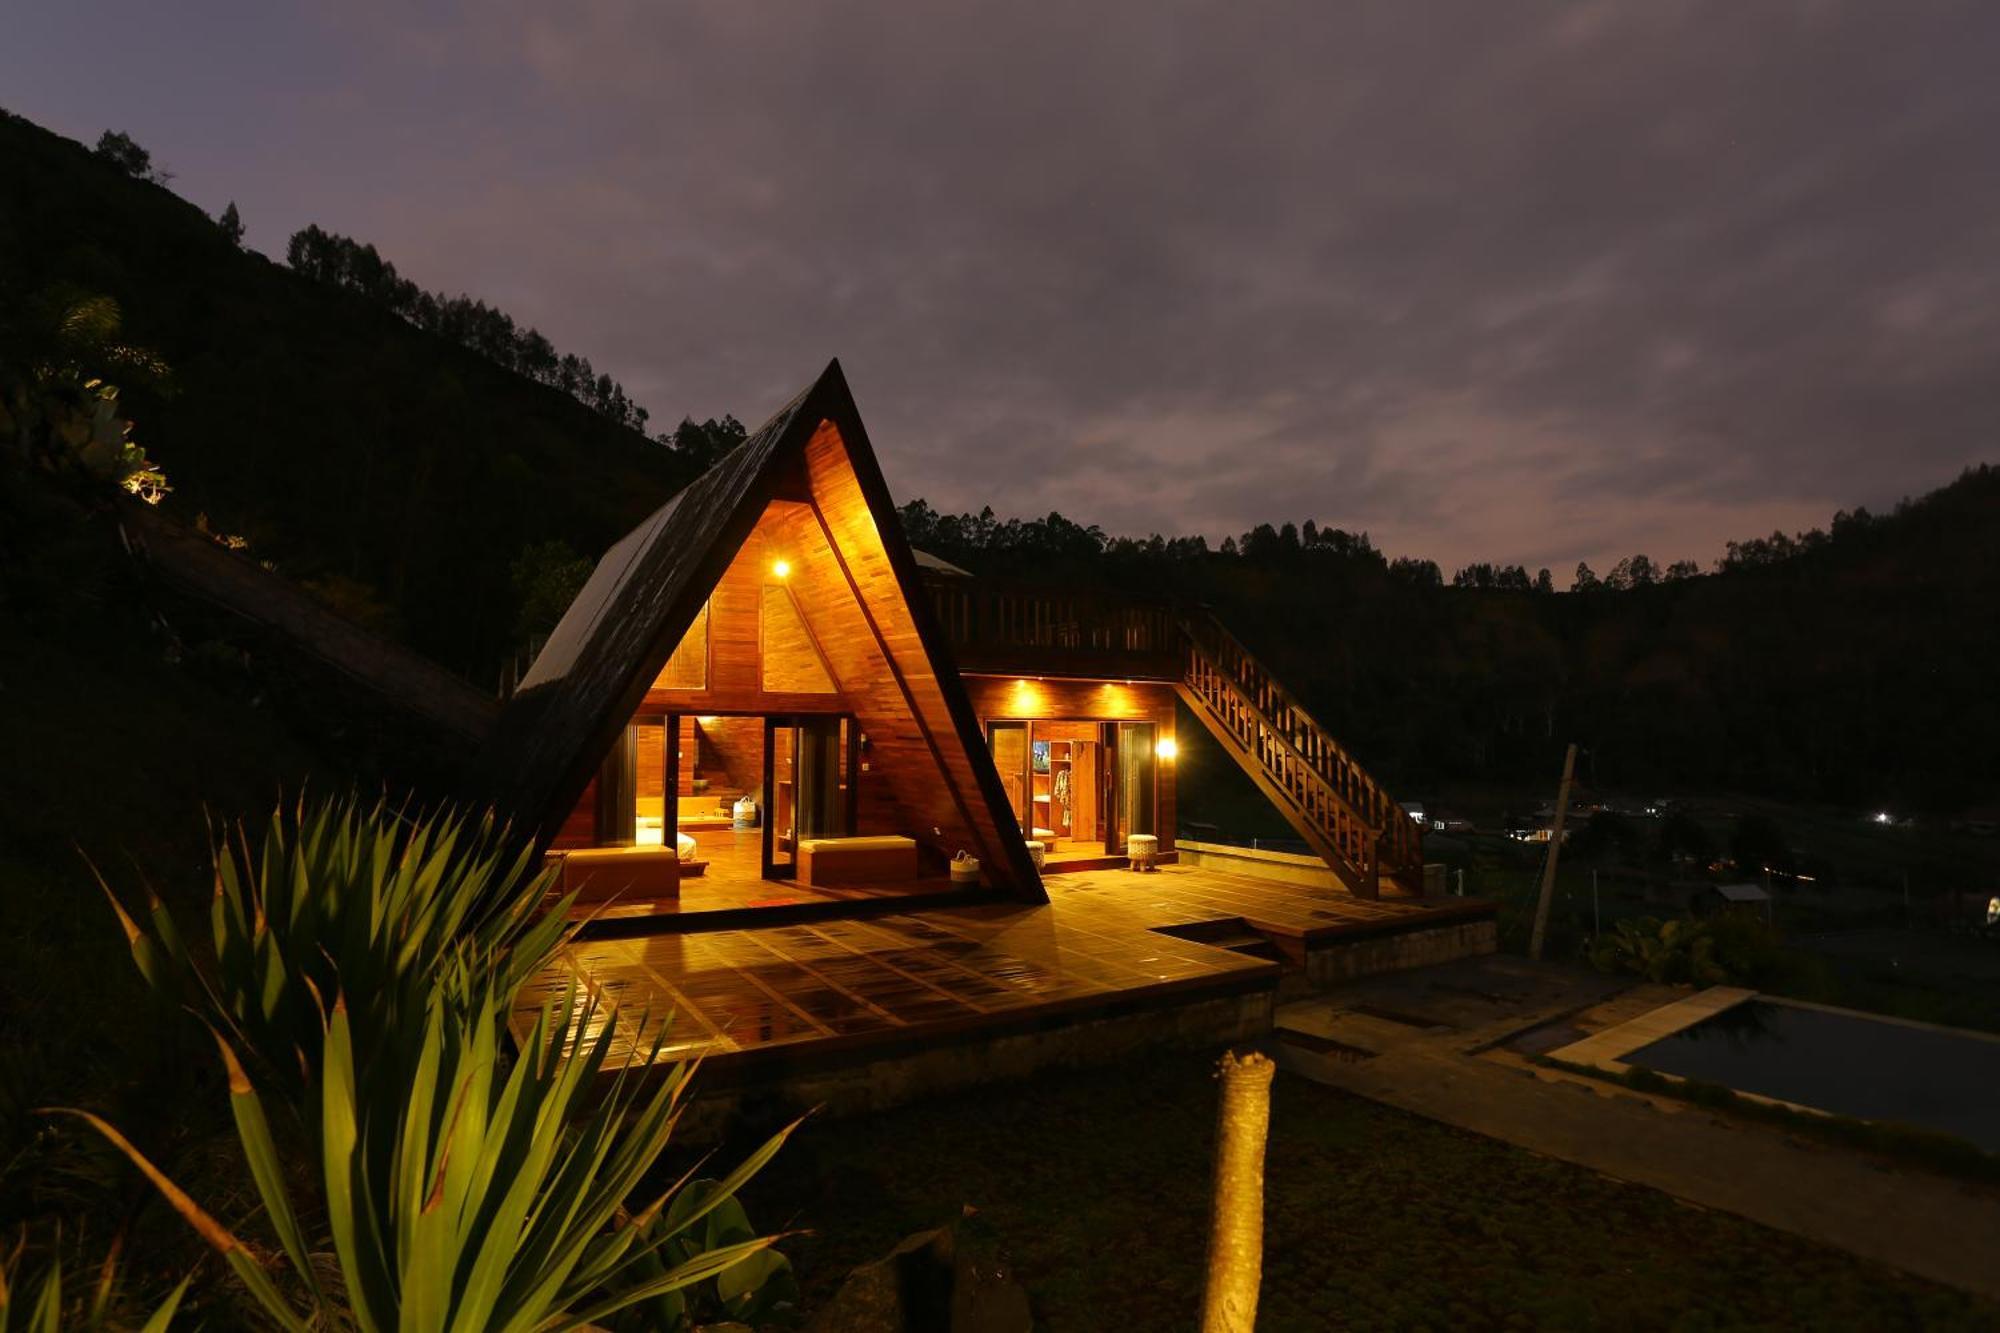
<box><xmin>797</xmin><ymin>422</ymin><xmax>1031</xmax><ymax>877</ymax></box>
<box><xmin>544</xmin><ymin>420</ymin><xmax>1041</xmax><ymax>884</ymax></box>
<box><xmin>480</xmin><ymin>361</ymin><xmax>1040</xmax><ymax>898</ymax></box>
<box><xmin>960</xmin><ymin>676</ymin><xmax>1178</xmax><ymax>854</ymax></box>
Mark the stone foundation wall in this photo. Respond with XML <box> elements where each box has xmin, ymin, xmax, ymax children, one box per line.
<box><xmin>679</xmin><ymin>988</ymin><xmax>1274</xmax><ymax>1140</ymax></box>
<box><xmin>1301</xmin><ymin>919</ymin><xmax>1498</xmax><ymax>991</ymax></box>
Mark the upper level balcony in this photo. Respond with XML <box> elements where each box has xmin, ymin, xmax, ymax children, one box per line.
<box><xmin>917</xmin><ymin>568</ymin><xmax>1184</xmax><ymax>680</ymax></box>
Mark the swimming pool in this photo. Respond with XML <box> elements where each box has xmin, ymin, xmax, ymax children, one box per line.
<box><xmin>1622</xmin><ymin>998</ymin><xmax>2000</xmax><ymax>1152</ymax></box>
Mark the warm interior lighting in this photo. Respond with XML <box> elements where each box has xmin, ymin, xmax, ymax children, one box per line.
<box><xmin>1156</xmin><ymin>737</ymin><xmax>1179</xmax><ymax>761</ymax></box>
<box><xmin>771</xmin><ymin>558</ymin><xmax>792</xmax><ymax>578</ymax></box>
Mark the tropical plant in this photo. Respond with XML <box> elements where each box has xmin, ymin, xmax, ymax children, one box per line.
<box><xmin>81</xmin><ymin>794</ymin><xmax>798</xmax><ymax>1328</ymax></box>
<box><xmin>0</xmin><ymin>290</ymin><xmax>172</xmax><ymax>503</ymax></box>
<box><xmin>101</xmin><ymin>794</ymin><xmax>573</xmax><ymax>1114</ymax></box>
<box><xmin>55</xmin><ymin>974</ymin><xmax>797</xmax><ymax>1331</ymax></box>
<box><xmin>610</xmin><ymin>1181</ymin><xmax>800</xmax><ymax>1329</ymax></box>
<box><xmin>1586</xmin><ymin>916</ymin><xmax>1729</xmax><ymax>986</ymax></box>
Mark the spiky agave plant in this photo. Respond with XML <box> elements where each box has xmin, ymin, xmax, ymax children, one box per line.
<box><xmin>101</xmin><ymin>793</ymin><xmax>574</xmax><ymax>1116</ymax></box>
<box><xmin>53</xmin><ymin>970</ymin><xmax>797</xmax><ymax>1332</ymax></box>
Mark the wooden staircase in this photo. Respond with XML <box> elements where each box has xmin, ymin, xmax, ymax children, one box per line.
<box><xmin>1176</xmin><ymin>612</ymin><xmax>1423</xmax><ymax>899</ymax></box>
<box><xmin>914</xmin><ymin>568</ymin><xmax>1423</xmax><ymax>899</ymax></box>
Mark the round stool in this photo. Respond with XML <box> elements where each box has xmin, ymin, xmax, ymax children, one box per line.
<box><xmin>1025</xmin><ymin>840</ymin><xmax>1047</xmax><ymax>869</ymax></box>
<box><xmin>1127</xmin><ymin>833</ymin><xmax>1159</xmax><ymax>871</ymax></box>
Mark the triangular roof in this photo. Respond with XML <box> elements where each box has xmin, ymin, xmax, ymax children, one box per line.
<box><xmin>477</xmin><ymin>360</ymin><xmax>1044</xmax><ymax>899</ymax></box>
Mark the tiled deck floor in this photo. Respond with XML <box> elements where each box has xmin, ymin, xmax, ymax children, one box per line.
<box><xmin>513</xmin><ymin>863</ymin><xmax>1488</xmax><ymax>1071</ymax></box>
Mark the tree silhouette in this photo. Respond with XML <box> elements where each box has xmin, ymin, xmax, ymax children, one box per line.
<box><xmin>1606</xmin><ymin>554</ymin><xmax>1659</xmax><ymax>589</ymax></box>
<box><xmin>285</xmin><ymin>224</ymin><xmax>651</xmax><ymax>432</ymax></box>
<box><xmin>219</xmin><ymin>201</ymin><xmax>244</xmax><ymax>246</ymax></box>
<box><xmin>93</xmin><ymin>130</ymin><xmax>167</xmax><ymax>183</ymax></box>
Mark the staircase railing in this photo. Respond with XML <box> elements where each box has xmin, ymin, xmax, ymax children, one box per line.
<box><xmin>1179</xmin><ymin>612</ymin><xmax>1422</xmax><ymax>895</ymax></box>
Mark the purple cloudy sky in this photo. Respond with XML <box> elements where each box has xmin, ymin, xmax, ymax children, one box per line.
<box><xmin>8</xmin><ymin>2</ymin><xmax>2000</xmax><ymax>577</ymax></box>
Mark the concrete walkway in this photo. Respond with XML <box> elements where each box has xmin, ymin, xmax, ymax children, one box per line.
<box><xmin>1271</xmin><ymin>955</ymin><xmax>2000</xmax><ymax>1302</ymax></box>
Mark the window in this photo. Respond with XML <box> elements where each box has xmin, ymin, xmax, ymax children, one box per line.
<box><xmin>760</xmin><ymin>583</ymin><xmax>835</xmax><ymax>692</ymax></box>
<box><xmin>658</xmin><ymin>600</ymin><xmax>709</xmax><ymax>690</ymax></box>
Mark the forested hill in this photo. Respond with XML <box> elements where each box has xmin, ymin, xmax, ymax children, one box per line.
<box><xmin>0</xmin><ymin>109</ymin><xmax>699</xmax><ymax>678</ymax></box>
<box><xmin>8</xmin><ymin>106</ymin><xmax>1994</xmax><ymax>812</ymax></box>
<box><xmin>903</xmin><ymin>464</ymin><xmax>2000</xmax><ymax>813</ymax></box>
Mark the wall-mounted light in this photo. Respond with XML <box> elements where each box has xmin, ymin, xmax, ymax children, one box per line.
<box><xmin>1155</xmin><ymin>737</ymin><xmax>1179</xmax><ymax>761</ymax></box>
<box><xmin>771</xmin><ymin>558</ymin><xmax>792</xmax><ymax>579</ymax></box>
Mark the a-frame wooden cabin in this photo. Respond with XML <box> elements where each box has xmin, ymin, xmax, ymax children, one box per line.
<box><xmin>479</xmin><ymin>361</ymin><xmax>1044</xmax><ymax>913</ymax></box>
<box><xmin>482</xmin><ymin>360</ymin><xmax>1423</xmax><ymax>923</ymax></box>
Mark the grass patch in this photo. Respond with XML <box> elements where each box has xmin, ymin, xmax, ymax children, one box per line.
<box><xmin>735</xmin><ymin>1051</ymin><xmax>1996</xmax><ymax>1331</ymax></box>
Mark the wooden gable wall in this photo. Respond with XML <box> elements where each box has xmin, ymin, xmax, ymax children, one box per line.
<box><xmin>556</xmin><ymin>465</ymin><xmax>1027</xmax><ymax>873</ymax></box>
<box><xmin>640</xmin><ymin>500</ymin><xmax>845</xmax><ymax>715</ymax></box>
<box><xmin>795</xmin><ymin>420</ymin><xmax>1026</xmax><ymax>875</ymax></box>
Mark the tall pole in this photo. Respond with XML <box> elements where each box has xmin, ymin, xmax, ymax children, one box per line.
<box><xmin>1202</xmin><ymin>1050</ymin><xmax>1275</xmax><ymax>1333</ymax></box>
<box><xmin>1529</xmin><ymin>743</ymin><xmax>1578</xmax><ymax>962</ymax></box>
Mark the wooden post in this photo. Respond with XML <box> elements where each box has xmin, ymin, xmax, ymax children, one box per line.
<box><xmin>1202</xmin><ymin>1050</ymin><xmax>1275</xmax><ymax>1333</ymax></box>
<box><xmin>1528</xmin><ymin>743</ymin><xmax>1578</xmax><ymax>962</ymax></box>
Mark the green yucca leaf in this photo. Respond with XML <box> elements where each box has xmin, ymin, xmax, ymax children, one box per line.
<box><xmin>86</xmin><ymin>858</ymin><xmax>185</xmax><ymax>1000</ymax></box>
<box><xmin>105</xmin><ymin>793</ymin><xmax>570</xmax><ymax>1121</ymax></box>
<box><xmin>26</xmin><ymin>1256</ymin><xmax>61</xmax><ymax>1333</ymax></box>
<box><xmin>0</xmin><ymin>1244</ymin><xmax>194</xmax><ymax>1333</ymax></box>
<box><xmin>86</xmin><ymin>793</ymin><xmax>788</xmax><ymax>1331</ymax></box>
<box><xmin>212</xmin><ymin>1030</ymin><xmax>323</xmax><ymax>1309</ymax></box>
<box><xmin>134</xmin><ymin>1277</ymin><xmax>192</xmax><ymax>1333</ymax></box>
<box><xmin>86</xmin><ymin>1241</ymin><xmax>117</xmax><ymax>1327</ymax></box>
<box><xmin>549</xmin><ymin>1234</ymin><xmax>785</xmax><ymax>1332</ymax></box>
<box><xmin>319</xmin><ymin>1003</ymin><xmax>381</xmax><ymax>1328</ymax></box>
<box><xmin>45</xmin><ymin>1108</ymin><xmax>312</xmax><ymax>1332</ymax></box>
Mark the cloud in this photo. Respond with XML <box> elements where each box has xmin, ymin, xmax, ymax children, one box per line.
<box><xmin>7</xmin><ymin>0</ymin><xmax>1999</xmax><ymax>572</ymax></box>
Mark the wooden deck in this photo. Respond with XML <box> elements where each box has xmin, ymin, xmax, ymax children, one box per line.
<box><xmin>515</xmin><ymin>862</ymin><xmax>1493</xmax><ymax>1077</ymax></box>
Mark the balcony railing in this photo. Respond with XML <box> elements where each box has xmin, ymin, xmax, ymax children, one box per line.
<box><xmin>920</xmin><ymin>570</ymin><xmax>1183</xmax><ymax>677</ymax></box>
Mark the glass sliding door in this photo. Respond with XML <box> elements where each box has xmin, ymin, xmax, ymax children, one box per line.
<box><xmin>595</xmin><ymin>723</ymin><xmax>638</xmax><ymax>845</ymax></box>
<box><xmin>762</xmin><ymin>714</ymin><xmax>854</xmax><ymax>879</ymax></box>
<box><xmin>988</xmin><ymin>721</ymin><xmax>1029</xmax><ymax>830</ymax></box>
<box><xmin>1107</xmin><ymin>721</ymin><xmax>1157</xmax><ymax>854</ymax></box>
<box><xmin>795</xmin><ymin>716</ymin><xmax>847</xmax><ymax>840</ymax></box>
<box><xmin>764</xmin><ymin>719</ymin><xmax>797</xmax><ymax>877</ymax></box>
<box><xmin>633</xmin><ymin>717</ymin><xmax>668</xmax><ymax>846</ymax></box>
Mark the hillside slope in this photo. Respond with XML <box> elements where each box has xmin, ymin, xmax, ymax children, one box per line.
<box><xmin>907</xmin><ymin>465</ymin><xmax>2000</xmax><ymax>811</ymax></box>
<box><xmin>0</xmin><ymin>109</ymin><xmax>697</xmax><ymax>679</ymax></box>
